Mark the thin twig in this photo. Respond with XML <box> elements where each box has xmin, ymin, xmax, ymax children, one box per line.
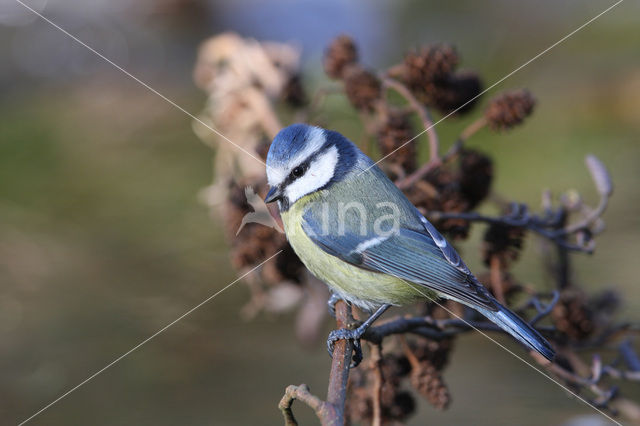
<box><xmin>490</xmin><ymin>256</ymin><xmax>506</xmax><ymax>304</ymax></box>
<box><xmin>382</xmin><ymin>77</ymin><xmax>440</xmax><ymax>162</ymax></box>
<box><xmin>395</xmin><ymin>140</ymin><xmax>462</xmax><ymax>190</ymax></box>
<box><xmin>370</xmin><ymin>344</ymin><xmax>383</xmax><ymax>426</ymax></box>
<box><xmin>395</xmin><ymin>115</ymin><xmax>486</xmax><ymax>190</ymax></box>
<box><xmin>279</xmin><ymin>301</ymin><xmax>353</xmax><ymax>426</ymax></box>
<box><xmin>459</xmin><ymin>116</ymin><xmax>487</xmax><ymax>141</ymax></box>
<box><xmin>427</xmin><ymin>209</ymin><xmax>594</xmax><ymax>253</ymax></box>
<box><xmin>279</xmin><ymin>384</ymin><xmax>331</xmax><ymax>426</ymax></box>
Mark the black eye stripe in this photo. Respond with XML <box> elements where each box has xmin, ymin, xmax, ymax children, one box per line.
<box><xmin>291</xmin><ymin>166</ymin><xmax>304</xmax><ymax>178</ymax></box>
<box><xmin>282</xmin><ymin>143</ymin><xmax>334</xmax><ymax>187</ymax></box>
<box><xmin>287</xmin><ymin>160</ymin><xmax>311</xmax><ymax>181</ymax></box>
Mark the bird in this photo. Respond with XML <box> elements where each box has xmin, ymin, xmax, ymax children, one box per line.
<box><xmin>263</xmin><ymin>123</ymin><xmax>555</xmax><ymax>366</ymax></box>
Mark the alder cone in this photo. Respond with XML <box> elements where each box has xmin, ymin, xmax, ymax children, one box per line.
<box><xmin>485</xmin><ymin>89</ymin><xmax>536</xmax><ymax>130</ymax></box>
<box><xmin>324</xmin><ymin>35</ymin><xmax>358</xmax><ymax>79</ymax></box>
<box><xmin>343</xmin><ymin>65</ymin><xmax>382</xmax><ymax>111</ymax></box>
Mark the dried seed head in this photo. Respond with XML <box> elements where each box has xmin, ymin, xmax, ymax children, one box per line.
<box><xmin>345</xmin><ymin>385</ymin><xmax>373</xmax><ymax>423</ymax></box>
<box><xmin>280</xmin><ymin>74</ymin><xmax>307</xmax><ymax>108</ymax></box>
<box><xmin>410</xmin><ymin>360</ymin><xmax>451</xmax><ymax>410</ymax></box>
<box><xmin>378</xmin><ymin>110</ymin><xmax>417</xmax><ymax>173</ymax></box>
<box><xmin>261</xmin><ymin>243</ymin><xmax>305</xmax><ymax>284</ymax></box>
<box><xmin>437</xmin><ymin>188</ymin><xmax>471</xmax><ymax>239</ymax></box>
<box><xmin>411</xmin><ymin>338</ymin><xmax>454</xmax><ymax>371</ymax></box>
<box><xmin>404</xmin><ymin>169</ymin><xmax>471</xmax><ymax>240</ymax></box>
<box><xmin>431</xmin><ymin>71</ymin><xmax>483</xmax><ymax>115</ymax></box>
<box><xmin>481</xmin><ymin>221</ymin><xmax>525</xmax><ymax>268</ymax></box>
<box><xmin>485</xmin><ymin>89</ymin><xmax>536</xmax><ymax>130</ymax></box>
<box><xmin>402</xmin><ymin>44</ymin><xmax>458</xmax><ymax>90</ymax></box>
<box><xmin>387</xmin><ymin>391</ymin><xmax>416</xmax><ymax>421</ymax></box>
<box><xmin>345</xmin><ymin>353</ymin><xmax>416</xmax><ymax>424</ymax></box>
<box><xmin>552</xmin><ymin>290</ymin><xmax>595</xmax><ymax>341</ymax></box>
<box><xmin>323</xmin><ymin>35</ymin><xmax>358</xmax><ymax>79</ymax></box>
<box><xmin>459</xmin><ymin>149</ymin><xmax>493</xmax><ymax>209</ymax></box>
<box><xmin>404</xmin><ymin>178</ymin><xmax>441</xmax><ymax>214</ymax></box>
<box><xmin>343</xmin><ymin>64</ymin><xmax>382</xmax><ymax>111</ymax></box>
<box><xmin>255</xmin><ymin>138</ymin><xmax>271</xmax><ymax>161</ymax></box>
<box><xmin>226</xmin><ymin>179</ymin><xmax>304</xmax><ymax>284</ymax></box>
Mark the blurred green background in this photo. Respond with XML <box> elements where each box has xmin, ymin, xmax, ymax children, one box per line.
<box><xmin>1</xmin><ymin>1</ymin><xmax>639</xmax><ymax>425</ymax></box>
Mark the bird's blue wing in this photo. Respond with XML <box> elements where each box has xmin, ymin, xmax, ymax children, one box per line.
<box><xmin>302</xmin><ymin>208</ymin><xmax>497</xmax><ymax>311</ymax></box>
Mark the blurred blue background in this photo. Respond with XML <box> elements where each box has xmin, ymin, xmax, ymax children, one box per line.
<box><xmin>1</xmin><ymin>1</ymin><xmax>639</xmax><ymax>424</ymax></box>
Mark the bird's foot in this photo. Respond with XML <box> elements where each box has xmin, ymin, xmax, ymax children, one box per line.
<box><xmin>326</xmin><ymin>325</ymin><xmax>366</xmax><ymax>368</ymax></box>
<box><xmin>326</xmin><ymin>303</ymin><xmax>391</xmax><ymax>368</ymax></box>
<box><xmin>327</xmin><ymin>293</ymin><xmax>344</xmax><ymax>318</ymax></box>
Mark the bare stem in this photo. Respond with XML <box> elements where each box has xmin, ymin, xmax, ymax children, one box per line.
<box><xmin>279</xmin><ymin>384</ymin><xmax>332</xmax><ymax>426</ymax></box>
<box><xmin>395</xmin><ymin>115</ymin><xmax>486</xmax><ymax>190</ymax></box>
<box><xmin>459</xmin><ymin>116</ymin><xmax>487</xmax><ymax>141</ymax></box>
<box><xmin>370</xmin><ymin>344</ymin><xmax>383</xmax><ymax>426</ymax></box>
<box><xmin>395</xmin><ymin>139</ymin><xmax>461</xmax><ymax>190</ymax></box>
<box><xmin>279</xmin><ymin>300</ymin><xmax>353</xmax><ymax>425</ymax></box>
<box><xmin>326</xmin><ymin>300</ymin><xmax>354</xmax><ymax>425</ymax></box>
<box><xmin>382</xmin><ymin>77</ymin><xmax>440</xmax><ymax>163</ymax></box>
<box><xmin>490</xmin><ymin>256</ymin><xmax>506</xmax><ymax>304</ymax></box>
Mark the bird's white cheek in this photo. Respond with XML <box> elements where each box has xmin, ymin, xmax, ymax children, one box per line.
<box><xmin>285</xmin><ymin>146</ymin><xmax>339</xmax><ymax>204</ymax></box>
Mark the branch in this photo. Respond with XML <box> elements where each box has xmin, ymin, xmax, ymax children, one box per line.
<box><xmin>279</xmin><ymin>384</ymin><xmax>332</xmax><ymax>426</ymax></box>
<box><xmin>325</xmin><ymin>300</ymin><xmax>354</xmax><ymax>424</ymax></box>
<box><xmin>517</xmin><ymin>291</ymin><xmax>560</xmax><ymax>325</ymax></box>
<box><xmin>279</xmin><ymin>301</ymin><xmax>353</xmax><ymax>425</ymax></box>
<box><xmin>370</xmin><ymin>344</ymin><xmax>383</xmax><ymax>426</ymax></box>
<box><xmin>427</xmin><ymin>204</ymin><xmax>595</xmax><ymax>253</ymax></box>
<box><xmin>395</xmin><ymin>115</ymin><xmax>485</xmax><ymax>190</ymax></box>
<box><xmin>395</xmin><ymin>140</ymin><xmax>461</xmax><ymax>190</ymax></box>
<box><xmin>382</xmin><ymin>77</ymin><xmax>440</xmax><ymax>163</ymax></box>
<box><xmin>363</xmin><ymin>310</ymin><xmax>555</xmax><ymax>345</ymax></box>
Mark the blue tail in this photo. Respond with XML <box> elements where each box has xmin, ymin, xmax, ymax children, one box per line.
<box><xmin>479</xmin><ymin>303</ymin><xmax>555</xmax><ymax>361</ymax></box>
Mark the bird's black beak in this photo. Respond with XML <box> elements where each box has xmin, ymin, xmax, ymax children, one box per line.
<box><xmin>264</xmin><ymin>186</ymin><xmax>282</xmax><ymax>204</ymax></box>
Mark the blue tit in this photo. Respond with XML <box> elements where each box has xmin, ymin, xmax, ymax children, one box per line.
<box><xmin>264</xmin><ymin>123</ymin><xmax>554</xmax><ymax>365</ymax></box>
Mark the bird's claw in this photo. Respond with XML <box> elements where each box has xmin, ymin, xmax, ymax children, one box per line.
<box><xmin>326</xmin><ymin>327</ymin><xmax>364</xmax><ymax>368</ymax></box>
<box><xmin>327</xmin><ymin>293</ymin><xmax>343</xmax><ymax>318</ymax></box>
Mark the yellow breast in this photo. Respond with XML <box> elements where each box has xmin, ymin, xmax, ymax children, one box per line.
<box><xmin>280</xmin><ymin>194</ymin><xmax>425</xmax><ymax>310</ymax></box>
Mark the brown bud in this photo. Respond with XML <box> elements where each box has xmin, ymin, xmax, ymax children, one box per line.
<box><xmin>255</xmin><ymin>138</ymin><xmax>271</xmax><ymax>161</ymax></box>
<box><xmin>343</xmin><ymin>65</ymin><xmax>382</xmax><ymax>111</ymax></box>
<box><xmin>552</xmin><ymin>290</ymin><xmax>595</xmax><ymax>341</ymax></box>
<box><xmin>280</xmin><ymin>74</ymin><xmax>307</xmax><ymax>108</ymax></box>
<box><xmin>411</xmin><ymin>338</ymin><xmax>454</xmax><ymax>371</ymax></box>
<box><xmin>459</xmin><ymin>149</ymin><xmax>493</xmax><ymax>209</ymax></box>
<box><xmin>345</xmin><ymin>385</ymin><xmax>373</xmax><ymax>423</ymax></box>
<box><xmin>387</xmin><ymin>391</ymin><xmax>416</xmax><ymax>421</ymax></box>
<box><xmin>485</xmin><ymin>89</ymin><xmax>536</xmax><ymax>130</ymax></box>
<box><xmin>226</xmin><ymin>179</ymin><xmax>304</xmax><ymax>284</ymax></box>
<box><xmin>402</xmin><ymin>44</ymin><xmax>458</xmax><ymax>91</ymax></box>
<box><xmin>410</xmin><ymin>360</ymin><xmax>450</xmax><ymax>410</ymax></box>
<box><xmin>481</xmin><ymin>221</ymin><xmax>525</xmax><ymax>268</ymax></box>
<box><xmin>437</xmin><ymin>190</ymin><xmax>471</xmax><ymax>239</ymax></box>
<box><xmin>377</xmin><ymin>110</ymin><xmax>417</xmax><ymax>172</ymax></box>
<box><xmin>323</xmin><ymin>35</ymin><xmax>358</xmax><ymax>79</ymax></box>
<box><xmin>431</xmin><ymin>71</ymin><xmax>483</xmax><ymax>115</ymax></box>
<box><xmin>345</xmin><ymin>353</ymin><xmax>416</xmax><ymax>424</ymax></box>
<box><xmin>404</xmin><ymin>169</ymin><xmax>471</xmax><ymax>240</ymax></box>
<box><xmin>262</xmin><ymin>243</ymin><xmax>305</xmax><ymax>285</ymax></box>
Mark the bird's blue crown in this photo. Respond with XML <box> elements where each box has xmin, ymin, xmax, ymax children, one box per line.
<box><xmin>266</xmin><ymin>123</ymin><xmax>361</xmax><ymax>186</ymax></box>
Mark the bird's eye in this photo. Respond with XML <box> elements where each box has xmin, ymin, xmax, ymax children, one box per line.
<box><xmin>291</xmin><ymin>166</ymin><xmax>304</xmax><ymax>178</ymax></box>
